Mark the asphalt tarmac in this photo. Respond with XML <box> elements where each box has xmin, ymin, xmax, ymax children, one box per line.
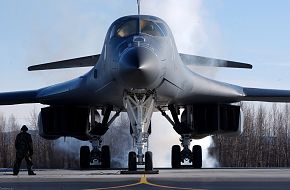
<box><xmin>0</xmin><ymin>168</ymin><xmax>290</xmax><ymax>190</ymax></box>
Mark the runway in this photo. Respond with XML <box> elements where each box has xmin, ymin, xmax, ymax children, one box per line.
<box><xmin>1</xmin><ymin>168</ymin><xmax>290</xmax><ymax>190</ymax></box>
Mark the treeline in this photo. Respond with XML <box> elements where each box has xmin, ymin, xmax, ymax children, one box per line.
<box><xmin>1</xmin><ymin>104</ymin><xmax>290</xmax><ymax>169</ymax></box>
<box><xmin>212</xmin><ymin>103</ymin><xmax>290</xmax><ymax>167</ymax></box>
<box><xmin>0</xmin><ymin>111</ymin><xmax>131</xmax><ymax>169</ymax></box>
<box><xmin>0</xmin><ymin>112</ymin><xmax>80</xmax><ymax>169</ymax></box>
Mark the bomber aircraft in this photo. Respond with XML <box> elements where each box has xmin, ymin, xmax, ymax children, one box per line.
<box><xmin>1</xmin><ymin>2</ymin><xmax>290</xmax><ymax>171</ymax></box>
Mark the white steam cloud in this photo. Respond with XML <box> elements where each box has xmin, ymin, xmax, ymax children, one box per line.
<box><xmin>142</xmin><ymin>0</ymin><xmax>220</xmax><ymax>167</ymax></box>
<box><xmin>142</xmin><ymin>0</ymin><xmax>223</xmax><ymax>77</ymax></box>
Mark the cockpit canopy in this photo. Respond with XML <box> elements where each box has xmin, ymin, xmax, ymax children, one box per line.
<box><xmin>113</xmin><ymin>18</ymin><xmax>167</xmax><ymax>38</ymax></box>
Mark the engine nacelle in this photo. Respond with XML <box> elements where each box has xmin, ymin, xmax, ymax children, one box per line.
<box><xmin>38</xmin><ymin>106</ymin><xmax>90</xmax><ymax>141</ymax></box>
<box><xmin>177</xmin><ymin>104</ymin><xmax>243</xmax><ymax>138</ymax></box>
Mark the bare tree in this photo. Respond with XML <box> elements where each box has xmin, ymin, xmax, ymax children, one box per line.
<box><xmin>213</xmin><ymin>103</ymin><xmax>290</xmax><ymax>168</ymax></box>
<box><xmin>0</xmin><ymin>113</ymin><xmax>6</xmax><ymax>167</ymax></box>
<box><xmin>6</xmin><ymin>115</ymin><xmax>19</xmax><ymax>167</ymax></box>
<box><xmin>27</xmin><ymin>106</ymin><xmax>38</xmax><ymax>130</ymax></box>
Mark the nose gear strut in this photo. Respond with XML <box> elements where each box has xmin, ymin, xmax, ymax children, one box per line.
<box><xmin>123</xmin><ymin>91</ymin><xmax>155</xmax><ymax>171</ymax></box>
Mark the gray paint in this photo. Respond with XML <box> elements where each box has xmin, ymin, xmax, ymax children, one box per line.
<box><xmin>1</xmin><ymin>15</ymin><xmax>290</xmax><ymax>108</ymax></box>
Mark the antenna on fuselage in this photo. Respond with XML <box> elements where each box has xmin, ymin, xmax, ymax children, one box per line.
<box><xmin>137</xmin><ymin>0</ymin><xmax>141</xmax><ymax>15</ymax></box>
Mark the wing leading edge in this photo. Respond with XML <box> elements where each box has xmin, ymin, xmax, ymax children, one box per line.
<box><xmin>28</xmin><ymin>54</ymin><xmax>100</xmax><ymax>71</ymax></box>
<box><xmin>1</xmin><ymin>87</ymin><xmax>290</xmax><ymax>106</ymax></box>
<box><xmin>0</xmin><ymin>90</ymin><xmax>39</xmax><ymax>105</ymax></box>
<box><xmin>241</xmin><ymin>87</ymin><xmax>290</xmax><ymax>102</ymax></box>
<box><xmin>180</xmin><ymin>53</ymin><xmax>253</xmax><ymax>69</ymax></box>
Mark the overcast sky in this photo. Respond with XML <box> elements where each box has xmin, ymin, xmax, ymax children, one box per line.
<box><xmin>0</xmin><ymin>0</ymin><xmax>289</xmax><ymax>167</ymax></box>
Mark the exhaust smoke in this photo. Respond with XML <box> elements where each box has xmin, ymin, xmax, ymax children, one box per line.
<box><xmin>53</xmin><ymin>114</ymin><xmax>131</xmax><ymax>168</ymax></box>
<box><xmin>143</xmin><ymin>0</ymin><xmax>221</xmax><ymax>167</ymax></box>
<box><xmin>102</xmin><ymin>114</ymin><xmax>132</xmax><ymax>168</ymax></box>
<box><xmin>142</xmin><ymin>0</ymin><xmax>224</xmax><ymax>78</ymax></box>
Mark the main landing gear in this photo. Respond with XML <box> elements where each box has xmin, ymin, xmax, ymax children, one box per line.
<box><xmin>80</xmin><ymin>106</ymin><xmax>120</xmax><ymax>169</ymax></box>
<box><xmin>80</xmin><ymin>138</ymin><xmax>111</xmax><ymax>169</ymax></box>
<box><xmin>171</xmin><ymin>136</ymin><xmax>202</xmax><ymax>169</ymax></box>
<box><xmin>159</xmin><ymin>105</ymin><xmax>203</xmax><ymax>169</ymax></box>
<box><xmin>123</xmin><ymin>91</ymin><xmax>155</xmax><ymax>172</ymax></box>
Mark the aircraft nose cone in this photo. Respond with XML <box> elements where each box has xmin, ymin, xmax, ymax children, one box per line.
<box><xmin>118</xmin><ymin>47</ymin><xmax>161</xmax><ymax>88</ymax></box>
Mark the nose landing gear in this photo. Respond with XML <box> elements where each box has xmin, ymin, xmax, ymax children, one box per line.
<box><xmin>123</xmin><ymin>91</ymin><xmax>157</xmax><ymax>173</ymax></box>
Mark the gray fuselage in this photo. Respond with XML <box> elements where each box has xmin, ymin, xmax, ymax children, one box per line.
<box><xmin>38</xmin><ymin>15</ymin><xmax>244</xmax><ymax>109</ymax></box>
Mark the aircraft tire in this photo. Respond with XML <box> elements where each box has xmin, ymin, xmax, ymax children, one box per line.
<box><xmin>192</xmin><ymin>145</ymin><xmax>202</xmax><ymax>168</ymax></box>
<box><xmin>171</xmin><ymin>145</ymin><xmax>181</xmax><ymax>168</ymax></box>
<box><xmin>101</xmin><ymin>145</ymin><xmax>111</xmax><ymax>169</ymax></box>
<box><xmin>128</xmin><ymin>151</ymin><xmax>137</xmax><ymax>171</ymax></box>
<box><xmin>80</xmin><ymin>146</ymin><xmax>90</xmax><ymax>169</ymax></box>
<box><xmin>145</xmin><ymin>151</ymin><xmax>153</xmax><ymax>171</ymax></box>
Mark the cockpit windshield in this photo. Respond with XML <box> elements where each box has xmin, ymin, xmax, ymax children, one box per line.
<box><xmin>115</xmin><ymin>19</ymin><xmax>167</xmax><ymax>38</ymax></box>
<box><xmin>116</xmin><ymin>19</ymin><xmax>138</xmax><ymax>38</ymax></box>
<box><xmin>140</xmin><ymin>20</ymin><xmax>165</xmax><ymax>36</ymax></box>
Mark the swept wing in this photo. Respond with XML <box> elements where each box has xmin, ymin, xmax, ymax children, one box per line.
<box><xmin>241</xmin><ymin>87</ymin><xmax>290</xmax><ymax>102</ymax></box>
<box><xmin>0</xmin><ymin>90</ymin><xmax>38</xmax><ymax>105</ymax></box>
<box><xmin>28</xmin><ymin>54</ymin><xmax>100</xmax><ymax>71</ymax></box>
<box><xmin>180</xmin><ymin>53</ymin><xmax>252</xmax><ymax>69</ymax></box>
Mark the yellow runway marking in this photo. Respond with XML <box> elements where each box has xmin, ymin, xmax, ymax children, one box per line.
<box><xmin>139</xmin><ymin>175</ymin><xmax>205</xmax><ymax>190</ymax></box>
<box><xmin>87</xmin><ymin>182</ymin><xmax>140</xmax><ymax>190</ymax></box>
<box><xmin>89</xmin><ymin>174</ymin><xmax>206</xmax><ymax>190</ymax></box>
